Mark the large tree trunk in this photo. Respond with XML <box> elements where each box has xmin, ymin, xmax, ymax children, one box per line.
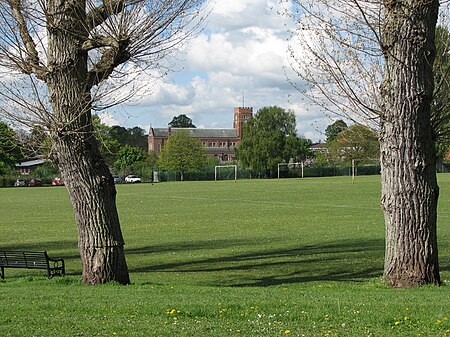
<box><xmin>380</xmin><ymin>0</ymin><xmax>440</xmax><ymax>287</ymax></box>
<box><xmin>47</xmin><ymin>0</ymin><xmax>130</xmax><ymax>284</ymax></box>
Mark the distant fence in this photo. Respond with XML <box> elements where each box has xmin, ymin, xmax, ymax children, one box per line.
<box><xmin>153</xmin><ymin>161</ymin><xmax>450</xmax><ymax>182</ymax></box>
<box><xmin>156</xmin><ymin>163</ymin><xmax>382</xmax><ymax>182</ymax></box>
<box><xmin>2</xmin><ymin>161</ymin><xmax>448</xmax><ymax>186</ymax></box>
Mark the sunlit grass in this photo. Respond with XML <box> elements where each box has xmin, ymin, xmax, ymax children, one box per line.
<box><xmin>0</xmin><ymin>174</ymin><xmax>449</xmax><ymax>336</ymax></box>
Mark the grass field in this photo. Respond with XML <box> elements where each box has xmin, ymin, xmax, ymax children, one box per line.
<box><xmin>0</xmin><ymin>175</ymin><xmax>449</xmax><ymax>336</ymax></box>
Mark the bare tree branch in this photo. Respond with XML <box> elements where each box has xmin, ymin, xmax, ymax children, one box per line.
<box><xmin>0</xmin><ymin>0</ymin><xmax>47</xmax><ymax>79</ymax></box>
<box><xmin>86</xmin><ymin>0</ymin><xmax>126</xmax><ymax>31</ymax></box>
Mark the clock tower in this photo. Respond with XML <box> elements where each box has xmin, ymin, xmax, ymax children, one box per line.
<box><xmin>233</xmin><ymin>107</ymin><xmax>253</xmax><ymax>139</ymax></box>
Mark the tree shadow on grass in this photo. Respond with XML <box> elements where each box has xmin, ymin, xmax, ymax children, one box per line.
<box><xmin>127</xmin><ymin>238</ymin><xmax>386</xmax><ymax>287</ymax></box>
<box><xmin>0</xmin><ymin>240</ymin><xmax>78</xmax><ymax>255</ymax></box>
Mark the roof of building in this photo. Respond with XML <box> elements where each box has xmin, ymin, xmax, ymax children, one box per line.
<box><xmin>151</xmin><ymin>128</ymin><xmax>238</xmax><ymax>139</ymax></box>
<box><xmin>15</xmin><ymin>159</ymin><xmax>46</xmax><ymax>168</ymax></box>
<box><xmin>310</xmin><ymin>143</ymin><xmax>327</xmax><ymax>151</ymax></box>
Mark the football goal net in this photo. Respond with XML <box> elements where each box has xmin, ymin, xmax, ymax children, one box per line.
<box><xmin>277</xmin><ymin>162</ymin><xmax>304</xmax><ymax>178</ymax></box>
<box><xmin>215</xmin><ymin>165</ymin><xmax>237</xmax><ymax>182</ymax></box>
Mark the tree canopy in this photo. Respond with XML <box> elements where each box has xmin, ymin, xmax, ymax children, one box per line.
<box><xmin>168</xmin><ymin>114</ymin><xmax>196</xmax><ymax>128</ymax></box>
<box><xmin>0</xmin><ymin>121</ymin><xmax>22</xmax><ymax>174</ymax></box>
<box><xmin>237</xmin><ymin>106</ymin><xmax>307</xmax><ymax>176</ymax></box>
<box><xmin>114</xmin><ymin>145</ymin><xmax>147</xmax><ymax>176</ymax></box>
<box><xmin>157</xmin><ymin>130</ymin><xmax>206</xmax><ymax>181</ymax></box>
<box><xmin>328</xmin><ymin>124</ymin><xmax>380</xmax><ymax>164</ymax></box>
<box><xmin>325</xmin><ymin>120</ymin><xmax>348</xmax><ymax>143</ymax></box>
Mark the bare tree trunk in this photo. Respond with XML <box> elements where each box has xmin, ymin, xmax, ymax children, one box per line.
<box><xmin>53</xmin><ymin>136</ymin><xmax>130</xmax><ymax>284</ymax></box>
<box><xmin>47</xmin><ymin>0</ymin><xmax>130</xmax><ymax>284</ymax></box>
<box><xmin>380</xmin><ymin>0</ymin><xmax>440</xmax><ymax>287</ymax></box>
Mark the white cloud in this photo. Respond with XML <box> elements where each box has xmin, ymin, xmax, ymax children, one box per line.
<box><xmin>99</xmin><ymin>111</ymin><xmax>120</xmax><ymax>126</ymax></box>
<box><xmin>110</xmin><ymin>0</ymin><xmax>326</xmax><ymax>141</ymax></box>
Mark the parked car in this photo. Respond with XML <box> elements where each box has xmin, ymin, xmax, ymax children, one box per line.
<box><xmin>52</xmin><ymin>177</ymin><xmax>65</xmax><ymax>186</ymax></box>
<box><xmin>112</xmin><ymin>175</ymin><xmax>122</xmax><ymax>184</ymax></box>
<box><xmin>14</xmin><ymin>179</ymin><xmax>26</xmax><ymax>187</ymax></box>
<box><xmin>28</xmin><ymin>178</ymin><xmax>42</xmax><ymax>187</ymax></box>
<box><xmin>125</xmin><ymin>175</ymin><xmax>141</xmax><ymax>183</ymax></box>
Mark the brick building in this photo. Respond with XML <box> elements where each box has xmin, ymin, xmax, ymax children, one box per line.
<box><xmin>148</xmin><ymin>107</ymin><xmax>253</xmax><ymax>162</ymax></box>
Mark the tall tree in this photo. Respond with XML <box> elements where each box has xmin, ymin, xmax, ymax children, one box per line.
<box><xmin>157</xmin><ymin>129</ymin><xmax>206</xmax><ymax>181</ymax></box>
<box><xmin>328</xmin><ymin>124</ymin><xmax>380</xmax><ymax>164</ymax></box>
<box><xmin>0</xmin><ymin>121</ymin><xmax>22</xmax><ymax>174</ymax></box>
<box><xmin>325</xmin><ymin>120</ymin><xmax>348</xmax><ymax>143</ymax></box>
<box><xmin>92</xmin><ymin>115</ymin><xmax>121</xmax><ymax>168</ymax></box>
<box><xmin>237</xmin><ymin>106</ymin><xmax>299</xmax><ymax>177</ymax></box>
<box><xmin>114</xmin><ymin>145</ymin><xmax>147</xmax><ymax>177</ymax></box>
<box><xmin>380</xmin><ymin>0</ymin><xmax>440</xmax><ymax>287</ymax></box>
<box><xmin>168</xmin><ymin>114</ymin><xmax>196</xmax><ymax>128</ymax></box>
<box><xmin>289</xmin><ymin>136</ymin><xmax>313</xmax><ymax>163</ymax></box>
<box><xmin>0</xmin><ymin>0</ymin><xmax>206</xmax><ymax>284</ymax></box>
<box><xmin>127</xmin><ymin>127</ymin><xmax>148</xmax><ymax>151</ymax></box>
<box><xmin>287</xmin><ymin>0</ymin><xmax>444</xmax><ymax>286</ymax></box>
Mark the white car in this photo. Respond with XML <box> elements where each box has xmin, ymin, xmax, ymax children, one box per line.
<box><xmin>125</xmin><ymin>175</ymin><xmax>141</xmax><ymax>183</ymax></box>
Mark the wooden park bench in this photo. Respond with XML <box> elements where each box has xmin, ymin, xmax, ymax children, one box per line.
<box><xmin>0</xmin><ymin>251</ymin><xmax>65</xmax><ymax>279</ymax></box>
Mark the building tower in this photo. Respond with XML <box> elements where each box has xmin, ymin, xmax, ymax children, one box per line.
<box><xmin>233</xmin><ymin>107</ymin><xmax>253</xmax><ymax>139</ymax></box>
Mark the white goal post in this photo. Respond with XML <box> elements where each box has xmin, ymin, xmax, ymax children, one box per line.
<box><xmin>215</xmin><ymin>165</ymin><xmax>237</xmax><ymax>182</ymax></box>
<box><xmin>277</xmin><ymin>162</ymin><xmax>304</xmax><ymax>178</ymax></box>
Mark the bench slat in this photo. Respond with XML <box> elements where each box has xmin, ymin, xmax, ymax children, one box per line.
<box><xmin>0</xmin><ymin>250</ymin><xmax>65</xmax><ymax>279</ymax></box>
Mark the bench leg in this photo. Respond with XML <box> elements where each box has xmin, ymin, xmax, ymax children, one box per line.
<box><xmin>0</xmin><ymin>267</ymin><xmax>4</xmax><ymax>280</ymax></box>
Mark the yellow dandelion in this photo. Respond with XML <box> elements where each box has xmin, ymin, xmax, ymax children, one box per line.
<box><xmin>394</xmin><ymin>321</ymin><xmax>401</xmax><ymax>325</ymax></box>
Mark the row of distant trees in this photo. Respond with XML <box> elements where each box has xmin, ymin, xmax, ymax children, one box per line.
<box><xmin>1</xmin><ymin>113</ymin><xmax>212</xmax><ymax>182</ymax></box>
<box><xmin>0</xmin><ymin>118</ymin><xmax>151</xmax><ymax>179</ymax></box>
<box><xmin>2</xmin><ymin>108</ymin><xmax>448</xmax><ymax>182</ymax></box>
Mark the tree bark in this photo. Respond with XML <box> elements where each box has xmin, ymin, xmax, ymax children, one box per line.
<box><xmin>47</xmin><ymin>0</ymin><xmax>130</xmax><ymax>284</ymax></box>
<box><xmin>380</xmin><ymin>0</ymin><xmax>440</xmax><ymax>287</ymax></box>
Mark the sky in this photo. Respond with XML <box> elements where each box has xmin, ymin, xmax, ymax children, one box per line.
<box><xmin>100</xmin><ymin>0</ymin><xmax>332</xmax><ymax>142</ymax></box>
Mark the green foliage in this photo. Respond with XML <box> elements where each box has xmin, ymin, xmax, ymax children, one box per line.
<box><xmin>114</xmin><ymin>145</ymin><xmax>148</xmax><ymax>176</ymax></box>
<box><xmin>327</xmin><ymin>124</ymin><xmax>380</xmax><ymax>164</ymax></box>
<box><xmin>287</xmin><ymin>136</ymin><xmax>313</xmax><ymax>162</ymax></box>
<box><xmin>24</xmin><ymin>126</ymin><xmax>52</xmax><ymax>157</ymax></box>
<box><xmin>130</xmin><ymin>151</ymin><xmax>158</xmax><ymax>181</ymax></box>
<box><xmin>127</xmin><ymin>126</ymin><xmax>148</xmax><ymax>150</ymax></box>
<box><xmin>168</xmin><ymin>114</ymin><xmax>196</xmax><ymax>128</ymax></box>
<box><xmin>325</xmin><ymin>119</ymin><xmax>348</xmax><ymax>143</ymax></box>
<box><xmin>157</xmin><ymin>130</ymin><xmax>207</xmax><ymax>180</ymax></box>
<box><xmin>109</xmin><ymin>125</ymin><xmax>148</xmax><ymax>151</ymax></box>
<box><xmin>0</xmin><ymin>175</ymin><xmax>449</xmax><ymax>335</ymax></box>
<box><xmin>33</xmin><ymin>161</ymin><xmax>60</xmax><ymax>180</ymax></box>
<box><xmin>205</xmin><ymin>156</ymin><xmax>220</xmax><ymax>166</ymax></box>
<box><xmin>0</xmin><ymin>121</ymin><xmax>22</xmax><ymax>174</ymax></box>
<box><xmin>92</xmin><ymin>115</ymin><xmax>149</xmax><ymax>167</ymax></box>
<box><xmin>237</xmin><ymin>106</ymin><xmax>306</xmax><ymax>176</ymax></box>
<box><xmin>92</xmin><ymin>115</ymin><xmax>121</xmax><ymax>167</ymax></box>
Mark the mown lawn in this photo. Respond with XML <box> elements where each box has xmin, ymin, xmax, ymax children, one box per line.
<box><xmin>0</xmin><ymin>175</ymin><xmax>449</xmax><ymax>336</ymax></box>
